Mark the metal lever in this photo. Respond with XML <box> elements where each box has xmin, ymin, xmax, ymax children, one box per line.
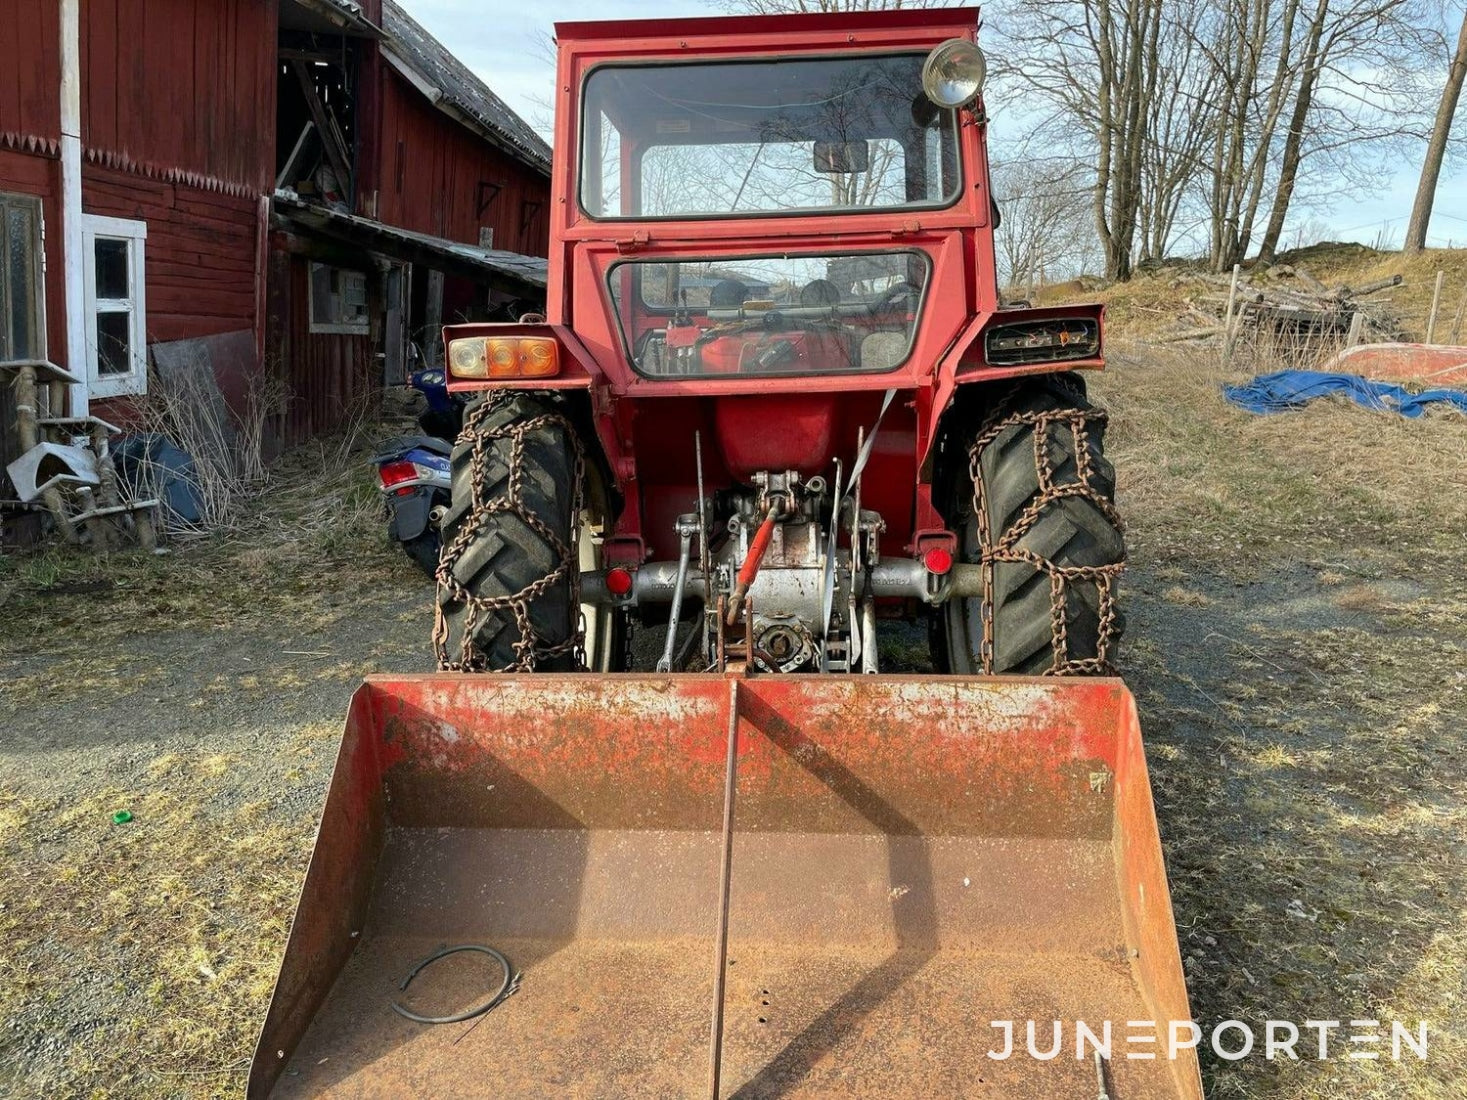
<box><xmin>727</xmin><ymin>505</ymin><xmax>778</xmax><ymax>624</ymax></box>
<box><xmin>657</xmin><ymin>515</ymin><xmax>697</xmax><ymax>673</ymax></box>
<box><xmin>707</xmin><ymin>677</ymin><xmax>742</xmax><ymax>1100</ymax></box>
<box><xmin>1094</xmin><ymin>1050</ymin><xmax>1111</xmax><ymax>1100</ymax></box>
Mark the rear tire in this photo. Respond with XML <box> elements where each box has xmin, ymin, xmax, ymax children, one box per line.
<box><xmin>434</xmin><ymin>393</ymin><xmax>583</xmax><ymax>672</ymax></box>
<box><xmin>401</xmin><ymin>532</ymin><xmax>441</xmax><ymax>578</ymax></box>
<box><xmin>937</xmin><ymin>372</ymin><xmax>1125</xmax><ymax>675</ymax></box>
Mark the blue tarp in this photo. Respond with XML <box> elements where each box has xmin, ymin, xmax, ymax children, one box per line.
<box><xmin>1223</xmin><ymin>370</ymin><xmax>1467</xmax><ymax>418</ymax></box>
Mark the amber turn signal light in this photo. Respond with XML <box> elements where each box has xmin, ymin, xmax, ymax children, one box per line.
<box><xmin>448</xmin><ymin>336</ymin><xmax>561</xmax><ymax>379</ymax></box>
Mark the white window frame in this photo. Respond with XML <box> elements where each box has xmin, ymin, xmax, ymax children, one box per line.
<box><xmin>81</xmin><ymin>213</ymin><xmax>148</xmax><ymax>398</ymax></box>
<box><xmin>308</xmin><ymin>262</ymin><xmax>371</xmax><ymax>335</ymax></box>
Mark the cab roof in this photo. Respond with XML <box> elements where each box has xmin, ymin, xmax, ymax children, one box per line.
<box><xmin>555</xmin><ymin>7</ymin><xmax>980</xmax><ymax>45</ymax></box>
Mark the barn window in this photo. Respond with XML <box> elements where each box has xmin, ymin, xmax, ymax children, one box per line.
<box><xmin>0</xmin><ymin>192</ymin><xmax>46</xmax><ymax>363</ymax></box>
<box><xmin>81</xmin><ymin>214</ymin><xmax>147</xmax><ymax>398</ymax></box>
<box><xmin>309</xmin><ymin>263</ymin><xmax>370</xmax><ymax>335</ymax></box>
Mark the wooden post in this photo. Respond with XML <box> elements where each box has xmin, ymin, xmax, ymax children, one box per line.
<box><xmin>1222</xmin><ymin>263</ymin><xmax>1242</xmax><ymax>365</ymax></box>
<box><xmin>424</xmin><ymin>269</ymin><xmax>445</xmax><ymax>368</ymax></box>
<box><xmin>1450</xmin><ymin>285</ymin><xmax>1467</xmax><ymax>345</ymax></box>
<box><xmin>87</xmin><ymin>419</ymin><xmax>120</xmax><ymax>551</ymax></box>
<box><xmin>13</xmin><ymin>363</ymin><xmax>78</xmax><ymax>543</ymax></box>
<box><xmin>1425</xmin><ymin>270</ymin><xmax>1445</xmax><ymax>343</ymax></box>
<box><xmin>1346</xmin><ymin>310</ymin><xmax>1366</xmax><ymax>349</ymax></box>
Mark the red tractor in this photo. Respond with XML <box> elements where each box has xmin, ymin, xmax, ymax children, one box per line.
<box><xmin>432</xmin><ymin>7</ymin><xmax>1123</xmax><ymax>680</ymax></box>
<box><xmin>250</xmin><ymin>10</ymin><xmax>1199</xmax><ymax>1099</ymax></box>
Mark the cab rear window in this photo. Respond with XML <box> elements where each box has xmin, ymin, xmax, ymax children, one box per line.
<box><xmin>607</xmin><ymin>251</ymin><xmax>930</xmax><ymax>377</ymax></box>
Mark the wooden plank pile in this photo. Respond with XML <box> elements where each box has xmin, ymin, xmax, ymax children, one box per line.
<box><xmin>1161</xmin><ymin>265</ymin><xmax>1406</xmax><ymax>349</ymax></box>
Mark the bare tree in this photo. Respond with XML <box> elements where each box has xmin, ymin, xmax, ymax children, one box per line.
<box><xmin>1200</xmin><ymin>0</ymin><xmax>1306</xmax><ymax>270</ymax></box>
<box><xmin>713</xmin><ymin>0</ymin><xmax>1444</xmax><ymax>273</ymax></box>
<box><xmin>1405</xmin><ymin>8</ymin><xmax>1467</xmax><ymax>252</ymax></box>
<box><xmin>1256</xmin><ymin>0</ymin><xmax>1330</xmax><ymax>262</ymax></box>
<box><xmin>1227</xmin><ymin>0</ymin><xmax>1441</xmax><ymax>266</ymax></box>
<box><xmin>991</xmin><ymin>158</ymin><xmax>1102</xmax><ymax>290</ymax></box>
<box><xmin>991</xmin><ymin>0</ymin><xmax>1164</xmax><ymax>281</ymax></box>
<box><xmin>1136</xmin><ymin>0</ymin><xmax>1219</xmax><ymax>261</ymax></box>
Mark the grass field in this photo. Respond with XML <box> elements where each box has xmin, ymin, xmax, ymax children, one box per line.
<box><xmin>1</xmin><ymin>250</ymin><xmax>1464</xmax><ymax>1097</ymax></box>
<box><xmin>1090</xmin><ymin>339</ymin><xmax>1467</xmax><ymax>1099</ymax></box>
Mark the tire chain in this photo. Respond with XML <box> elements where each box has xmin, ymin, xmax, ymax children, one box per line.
<box><xmin>433</xmin><ymin>392</ymin><xmax>587</xmax><ymax>673</ymax></box>
<box><xmin>968</xmin><ymin>395</ymin><xmax>1125</xmax><ymax>676</ymax></box>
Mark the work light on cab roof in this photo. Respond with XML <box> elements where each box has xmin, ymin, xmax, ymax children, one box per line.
<box><xmin>922</xmin><ymin>37</ymin><xmax>987</xmax><ymax>109</ymax></box>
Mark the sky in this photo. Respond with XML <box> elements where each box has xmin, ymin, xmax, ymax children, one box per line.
<box><xmin>402</xmin><ymin>0</ymin><xmax>1467</xmax><ymax>252</ymax></box>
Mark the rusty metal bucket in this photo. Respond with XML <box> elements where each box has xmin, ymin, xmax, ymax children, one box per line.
<box><xmin>249</xmin><ymin>675</ymin><xmax>1202</xmax><ymax>1099</ymax></box>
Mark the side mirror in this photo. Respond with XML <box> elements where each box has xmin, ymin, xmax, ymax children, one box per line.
<box><xmin>813</xmin><ymin>140</ymin><xmax>869</xmax><ymax>174</ymax></box>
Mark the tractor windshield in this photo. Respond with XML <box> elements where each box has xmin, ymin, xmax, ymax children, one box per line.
<box><xmin>608</xmin><ymin>251</ymin><xmax>929</xmax><ymax>377</ymax></box>
<box><xmin>580</xmin><ymin>54</ymin><xmax>960</xmax><ymax>219</ymax></box>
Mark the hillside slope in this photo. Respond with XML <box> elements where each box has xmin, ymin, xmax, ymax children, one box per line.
<box><xmin>1041</xmin><ymin>246</ymin><xmax>1467</xmax><ymax>344</ymax></box>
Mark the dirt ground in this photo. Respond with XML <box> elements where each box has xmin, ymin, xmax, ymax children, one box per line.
<box><xmin>1</xmin><ymin>342</ymin><xmax>1465</xmax><ymax>1098</ymax></box>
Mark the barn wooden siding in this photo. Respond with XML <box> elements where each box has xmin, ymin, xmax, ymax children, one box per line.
<box><xmin>77</xmin><ymin>0</ymin><xmax>277</xmax><ymax>424</ymax></box>
<box><xmin>2</xmin><ymin>0</ymin><xmax>275</xmax><ymax>380</ymax></box>
<box><xmin>0</xmin><ymin>0</ymin><xmax>62</xmax><ymax>145</ymax></box>
<box><xmin>376</xmin><ymin>67</ymin><xmax>549</xmax><ymax>257</ymax></box>
<box><xmin>84</xmin><ymin>165</ymin><xmax>261</xmax><ymax>344</ymax></box>
<box><xmin>81</xmin><ymin>0</ymin><xmax>277</xmax><ymax>196</ymax></box>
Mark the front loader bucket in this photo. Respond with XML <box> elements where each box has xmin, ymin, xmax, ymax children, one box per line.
<box><xmin>250</xmin><ymin>675</ymin><xmax>1201</xmax><ymax>1099</ymax></box>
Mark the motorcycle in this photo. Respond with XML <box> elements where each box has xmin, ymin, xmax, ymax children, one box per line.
<box><xmin>374</xmin><ymin>369</ymin><xmax>462</xmax><ymax>576</ymax></box>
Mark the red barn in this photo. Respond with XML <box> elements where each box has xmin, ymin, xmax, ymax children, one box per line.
<box><xmin>0</xmin><ymin>0</ymin><xmax>549</xmax><ymax>537</ymax></box>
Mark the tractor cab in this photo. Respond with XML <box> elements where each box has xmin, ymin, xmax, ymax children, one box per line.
<box><xmin>540</xmin><ymin>12</ymin><xmax>1015</xmax><ymax>398</ymax></box>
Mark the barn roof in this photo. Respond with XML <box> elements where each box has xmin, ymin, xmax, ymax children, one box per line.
<box><xmin>280</xmin><ymin>0</ymin><xmax>380</xmax><ymax>37</ymax></box>
<box><xmin>381</xmin><ymin>1</ymin><xmax>552</xmax><ymax>176</ymax></box>
<box><xmin>275</xmin><ymin>191</ymin><xmax>548</xmax><ymax>296</ymax></box>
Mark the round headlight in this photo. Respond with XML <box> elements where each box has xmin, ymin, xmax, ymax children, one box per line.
<box><xmin>922</xmin><ymin>38</ymin><xmax>987</xmax><ymax>109</ymax></box>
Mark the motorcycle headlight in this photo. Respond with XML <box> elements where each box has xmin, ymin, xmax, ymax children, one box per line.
<box><xmin>922</xmin><ymin>39</ymin><xmax>987</xmax><ymax>110</ymax></box>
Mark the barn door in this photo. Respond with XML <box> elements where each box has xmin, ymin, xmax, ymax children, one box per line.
<box><xmin>383</xmin><ymin>264</ymin><xmax>408</xmax><ymax>385</ymax></box>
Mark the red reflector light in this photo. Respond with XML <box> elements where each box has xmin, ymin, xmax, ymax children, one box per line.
<box><xmin>924</xmin><ymin>547</ymin><xmax>954</xmax><ymax>575</ymax></box>
<box><xmin>605</xmin><ymin>567</ymin><xmax>634</xmax><ymax>596</ymax></box>
<box><xmin>378</xmin><ymin>461</ymin><xmax>419</xmax><ymax>489</ymax></box>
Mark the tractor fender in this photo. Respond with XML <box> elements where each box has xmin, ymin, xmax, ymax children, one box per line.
<box><xmin>920</xmin><ymin>301</ymin><xmax>1107</xmax><ymax>474</ymax></box>
<box><xmin>439</xmin><ymin>320</ymin><xmax>628</xmax><ymax>519</ymax></box>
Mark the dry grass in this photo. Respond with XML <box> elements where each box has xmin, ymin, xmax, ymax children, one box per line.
<box><xmin>0</xmin><ymin>409</ymin><xmax>427</xmax><ymax>1097</ymax></box>
<box><xmin>129</xmin><ymin>368</ymin><xmax>289</xmax><ymax>537</ymax></box>
<box><xmin>1089</xmin><ymin>338</ymin><xmax>1467</xmax><ymax>1097</ymax></box>
<box><xmin>0</xmin><ymin>751</ymin><xmax>323</xmax><ymax>1098</ymax></box>
<box><xmin>1044</xmin><ymin>245</ymin><xmax>1467</xmax><ymax>347</ymax></box>
<box><xmin>1274</xmin><ymin>244</ymin><xmax>1467</xmax><ymax>342</ymax></box>
<box><xmin>0</xmin><ymin>425</ymin><xmax>402</xmax><ymax>665</ymax></box>
<box><xmin>1130</xmin><ymin>614</ymin><xmax>1467</xmax><ymax>1099</ymax></box>
<box><xmin>1093</xmin><ymin>341</ymin><xmax>1467</xmax><ymax>576</ymax></box>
